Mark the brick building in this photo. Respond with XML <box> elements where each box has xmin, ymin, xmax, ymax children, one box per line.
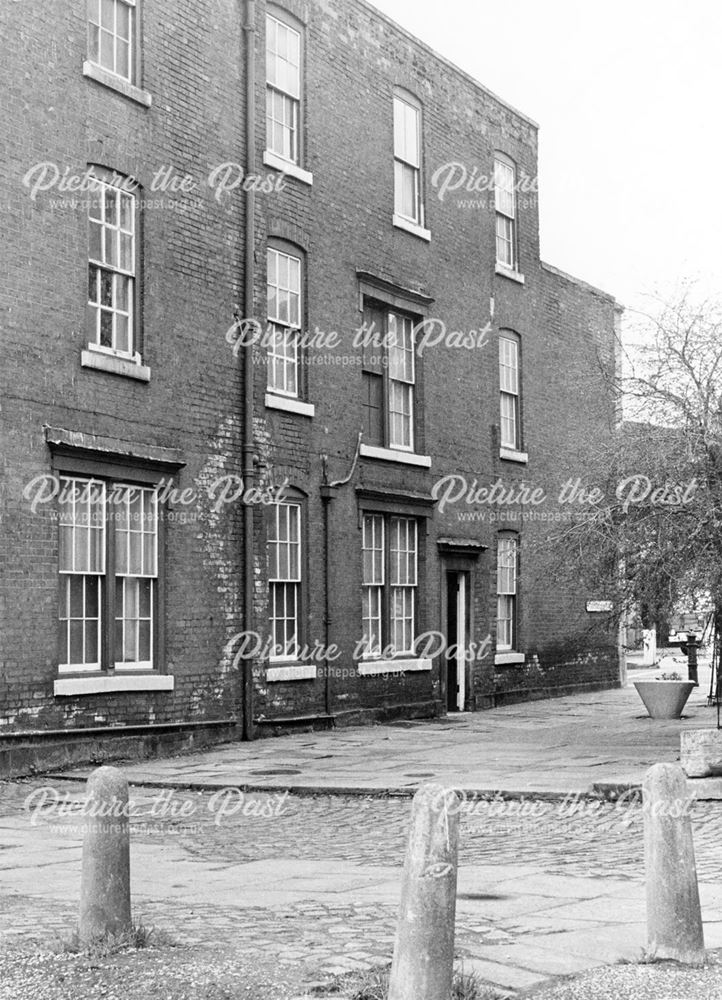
<box><xmin>0</xmin><ymin>0</ymin><xmax>622</xmax><ymax>761</ymax></box>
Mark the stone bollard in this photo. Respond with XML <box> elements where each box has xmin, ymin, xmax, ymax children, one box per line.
<box><xmin>643</xmin><ymin>763</ymin><xmax>705</xmax><ymax>966</ymax></box>
<box><xmin>79</xmin><ymin>765</ymin><xmax>132</xmax><ymax>943</ymax></box>
<box><xmin>388</xmin><ymin>784</ymin><xmax>460</xmax><ymax>1000</ymax></box>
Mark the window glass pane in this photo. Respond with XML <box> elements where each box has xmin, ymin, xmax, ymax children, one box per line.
<box><xmin>89</xmin><ymin>222</ymin><xmax>102</xmax><ymax>263</ymax></box>
<box><xmin>85</xmin><ymin>618</ymin><xmax>98</xmax><ymax>663</ymax></box>
<box><xmin>105</xmin><ymin>186</ymin><xmax>118</xmax><ymax>226</ymax></box>
<box><xmin>115</xmin><ymin>314</ymin><xmax>129</xmax><ymax>354</ymax></box>
<box><xmin>100</xmin><ymin>269</ymin><xmax>113</xmax><ymax>306</ymax></box>
<box><xmin>394</xmin><ymin>97</ymin><xmax>419</xmax><ymax>166</ymax></box>
<box><xmin>116</xmin><ymin>1</ymin><xmax>130</xmax><ymax>39</ymax></box>
<box><xmin>120</xmin><ymin>233</ymin><xmax>133</xmax><ymax>272</ymax></box>
<box><xmin>86</xmin><ymin>576</ymin><xmax>99</xmax><ymax>618</ymax></box>
<box><xmin>89</xmin><ymin>23</ymin><xmax>100</xmax><ymax>61</ymax></box>
<box><xmin>117</xmin><ymin>39</ymin><xmax>129</xmax><ymax>78</ymax></box>
<box><xmin>120</xmin><ymin>192</ymin><xmax>134</xmax><ymax>232</ymax></box>
<box><xmin>101</xmin><ymin>0</ymin><xmax>115</xmax><ymax>29</ymax></box>
<box><xmin>69</xmin><ymin>620</ymin><xmax>84</xmax><ymax>664</ymax></box>
<box><xmin>100</xmin><ymin>310</ymin><xmax>113</xmax><ymax>347</ymax></box>
<box><xmin>69</xmin><ymin>575</ymin><xmax>84</xmax><ymax>618</ymax></box>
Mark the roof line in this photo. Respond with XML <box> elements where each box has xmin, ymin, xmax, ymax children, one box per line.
<box><xmin>355</xmin><ymin>0</ymin><xmax>540</xmax><ymax>130</ymax></box>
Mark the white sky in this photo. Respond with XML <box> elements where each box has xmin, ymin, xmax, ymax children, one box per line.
<box><xmin>370</xmin><ymin>0</ymin><xmax>722</xmax><ymax>314</ymax></box>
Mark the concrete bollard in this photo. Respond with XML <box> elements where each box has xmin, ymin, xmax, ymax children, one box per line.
<box><xmin>79</xmin><ymin>765</ymin><xmax>132</xmax><ymax>943</ymax></box>
<box><xmin>388</xmin><ymin>784</ymin><xmax>460</xmax><ymax>1000</ymax></box>
<box><xmin>643</xmin><ymin>763</ymin><xmax>705</xmax><ymax>966</ymax></box>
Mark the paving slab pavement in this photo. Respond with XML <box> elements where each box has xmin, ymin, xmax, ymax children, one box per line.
<box><xmin>50</xmin><ymin>660</ymin><xmax>722</xmax><ymax>800</ymax></box>
<box><xmin>5</xmin><ymin>656</ymin><xmax>722</xmax><ymax>996</ymax></box>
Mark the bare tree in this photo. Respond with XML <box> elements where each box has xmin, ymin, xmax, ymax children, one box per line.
<box><xmin>533</xmin><ymin>284</ymin><xmax>722</xmax><ymax>647</ymax></box>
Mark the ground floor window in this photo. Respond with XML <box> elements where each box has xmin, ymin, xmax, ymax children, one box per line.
<box><xmin>58</xmin><ymin>476</ymin><xmax>158</xmax><ymax>672</ymax></box>
<box><xmin>496</xmin><ymin>533</ymin><xmax>518</xmax><ymax>650</ymax></box>
<box><xmin>268</xmin><ymin>501</ymin><xmax>302</xmax><ymax>659</ymax></box>
<box><xmin>362</xmin><ymin>513</ymin><xmax>418</xmax><ymax>657</ymax></box>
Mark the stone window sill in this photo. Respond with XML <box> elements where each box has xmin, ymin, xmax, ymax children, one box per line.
<box><xmin>265</xmin><ymin>393</ymin><xmax>315</xmax><ymax>417</ymax></box>
<box><xmin>263</xmin><ymin>150</ymin><xmax>313</xmax><ymax>186</ymax></box>
<box><xmin>82</xmin><ymin>347</ymin><xmax>151</xmax><ymax>382</ymax></box>
<box><xmin>494</xmin><ymin>652</ymin><xmax>526</xmax><ymax>666</ymax></box>
<box><xmin>359</xmin><ymin>444</ymin><xmax>431</xmax><ymax>468</ymax></box>
<box><xmin>499</xmin><ymin>447</ymin><xmax>528</xmax><ymax>464</ymax></box>
<box><xmin>495</xmin><ymin>263</ymin><xmax>525</xmax><ymax>285</ymax></box>
<box><xmin>358</xmin><ymin>658</ymin><xmax>432</xmax><ymax>676</ymax></box>
<box><xmin>83</xmin><ymin>61</ymin><xmax>152</xmax><ymax>108</ymax></box>
<box><xmin>392</xmin><ymin>214</ymin><xmax>431</xmax><ymax>242</ymax></box>
<box><xmin>54</xmin><ymin>674</ymin><xmax>174</xmax><ymax>696</ymax></box>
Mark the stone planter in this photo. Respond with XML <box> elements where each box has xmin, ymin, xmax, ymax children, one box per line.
<box><xmin>681</xmin><ymin>730</ymin><xmax>722</xmax><ymax>777</ymax></box>
<box><xmin>633</xmin><ymin>680</ymin><xmax>695</xmax><ymax>720</ymax></box>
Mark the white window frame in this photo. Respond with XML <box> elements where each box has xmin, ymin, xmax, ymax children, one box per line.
<box><xmin>387</xmin><ymin>312</ymin><xmax>416</xmax><ymax>452</ymax></box>
<box><xmin>58</xmin><ymin>477</ymin><xmax>158</xmax><ymax>674</ymax></box>
<box><xmin>393</xmin><ymin>94</ymin><xmax>423</xmax><ymax>226</ymax></box>
<box><xmin>267</xmin><ymin>247</ymin><xmax>302</xmax><ymax>398</ymax></box>
<box><xmin>59</xmin><ymin>478</ymin><xmax>106</xmax><ymax>673</ymax></box>
<box><xmin>113</xmin><ymin>485</ymin><xmax>157</xmax><ymax>671</ymax></box>
<box><xmin>494</xmin><ymin>154</ymin><xmax>517</xmax><ymax>270</ymax></box>
<box><xmin>266</xmin><ymin>12</ymin><xmax>302</xmax><ymax>166</ymax></box>
<box><xmin>499</xmin><ymin>333</ymin><xmax>521</xmax><ymax>451</ymax></box>
<box><xmin>87</xmin><ymin>0</ymin><xmax>136</xmax><ymax>84</ymax></box>
<box><xmin>496</xmin><ymin>534</ymin><xmax>518</xmax><ymax>651</ymax></box>
<box><xmin>88</xmin><ymin>174</ymin><xmax>137</xmax><ymax>361</ymax></box>
<box><xmin>362</xmin><ymin>514</ymin><xmax>384</xmax><ymax>657</ymax></box>
<box><xmin>361</xmin><ymin>513</ymin><xmax>418</xmax><ymax>658</ymax></box>
<box><xmin>268</xmin><ymin>501</ymin><xmax>302</xmax><ymax>661</ymax></box>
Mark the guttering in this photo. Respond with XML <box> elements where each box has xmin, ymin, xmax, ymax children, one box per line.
<box><xmin>242</xmin><ymin>0</ymin><xmax>257</xmax><ymax>741</ymax></box>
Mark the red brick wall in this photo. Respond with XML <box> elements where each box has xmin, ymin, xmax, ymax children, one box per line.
<box><xmin>0</xmin><ymin>0</ymin><xmax>620</xmax><ymax>735</ymax></box>
<box><xmin>0</xmin><ymin>0</ymin><xmax>248</xmax><ymax>728</ymax></box>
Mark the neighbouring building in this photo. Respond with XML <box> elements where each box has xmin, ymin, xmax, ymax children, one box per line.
<box><xmin>0</xmin><ymin>0</ymin><xmax>622</xmax><ymax>767</ymax></box>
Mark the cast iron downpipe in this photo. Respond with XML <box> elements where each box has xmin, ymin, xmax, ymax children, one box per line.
<box><xmin>242</xmin><ymin>0</ymin><xmax>256</xmax><ymax>741</ymax></box>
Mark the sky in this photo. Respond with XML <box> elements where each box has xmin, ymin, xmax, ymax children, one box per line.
<box><xmin>370</xmin><ymin>0</ymin><xmax>722</xmax><ymax>315</ymax></box>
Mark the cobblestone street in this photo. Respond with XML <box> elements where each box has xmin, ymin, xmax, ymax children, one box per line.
<box><xmin>3</xmin><ymin>778</ymin><xmax>722</xmax><ymax>996</ymax></box>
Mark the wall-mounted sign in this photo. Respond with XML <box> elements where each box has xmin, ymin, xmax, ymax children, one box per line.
<box><xmin>586</xmin><ymin>600</ymin><xmax>613</xmax><ymax>612</ymax></box>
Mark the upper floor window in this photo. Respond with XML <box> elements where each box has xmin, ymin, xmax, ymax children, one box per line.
<box><xmin>266</xmin><ymin>12</ymin><xmax>302</xmax><ymax>165</ymax></box>
<box><xmin>88</xmin><ymin>0</ymin><xmax>136</xmax><ymax>83</ymax></box>
<box><xmin>267</xmin><ymin>246</ymin><xmax>302</xmax><ymax>397</ymax></box>
<box><xmin>268</xmin><ymin>501</ymin><xmax>302</xmax><ymax>660</ymax></box>
<box><xmin>58</xmin><ymin>476</ymin><xmax>158</xmax><ymax>672</ymax></box>
<box><xmin>361</xmin><ymin>302</ymin><xmax>416</xmax><ymax>452</ymax></box>
<box><xmin>88</xmin><ymin>172</ymin><xmax>137</xmax><ymax>360</ymax></box>
<box><xmin>393</xmin><ymin>94</ymin><xmax>423</xmax><ymax>226</ymax></box>
<box><xmin>496</xmin><ymin>533</ymin><xmax>518</xmax><ymax>651</ymax></box>
<box><xmin>499</xmin><ymin>332</ymin><xmax>521</xmax><ymax>450</ymax></box>
<box><xmin>494</xmin><ymin>154</ymin><xmax>517</xmax><ymax>269</ymax></box>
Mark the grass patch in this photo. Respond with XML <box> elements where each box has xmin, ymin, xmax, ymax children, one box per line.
<box><xmin>312</xmin><ymin>963</ymin><xmax>507</xmax><ymax>1000</ymax></box>
<box><xmin>52</xmin><ymin>921</ymin><xmax>175</xmax><ymax>958</ymax></box>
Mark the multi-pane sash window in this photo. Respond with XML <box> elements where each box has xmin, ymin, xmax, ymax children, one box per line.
<box><xmin>361</xmin><ymin>514</ymin><xmax>417</xmax><ymax>657</ymax></box>
<box><xmin>362</xmin><ymin>515</ymin><xmax>384</xmax><ymax>656</ymax></box>
<box><xmin>393</xmin><ymin>95</ymin><xmax>422</xmax><ymax>225</ymax></box>
<box><xmin>88</xmin><ymin>176</ymin><xmax>136</xmax><ymax>357</ymax></box>
<box><xmin>496</xmin><ymin>534</ymin><xmax>518</xmax><ymax>650</ymax></box>
<box><xmin>115</xmin><ymin>487</ymin><xmax>157</xmax><ymax>668</ymax></box>
<box><xmin>362</xmin><ymin>303</ymin><xmax>416</xmax><ymax>452</ymax></box>
<box><xmin>266</xmin><ymin>13</ymin><xmax>301</xmax><ymax>164</ymax></box>
<box><xmin>59</xmin><ymin>479</ymin><xmax>105</xmax><ymax>671</ymax></box>
<box><xmin>58</xmin><ymin>477</ymin><xmax>158</xmax><ymax>672</ymax></box>
<box><xmin>267</xmin><ymin>247</ymin><xmax>302</xmax><ymax>397</ymax></box>
<box><xmin>494</xmin><ymin>154</ymin><xmax>517</xmax><ymax>269</ymax></box>
<box><xmin>499</xmin><ymin>334</ymin><xmax>521</xmax><ymax>450</ymax></box>
<box><xmin>88</xmin><ymin>0</ymin><xmax>136</xmax><ymax>83</ymax></box>
<box><xmin>268</xmin><ymin>502</ymin><xmax>302</xmax><ymax>659</ymax></box>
